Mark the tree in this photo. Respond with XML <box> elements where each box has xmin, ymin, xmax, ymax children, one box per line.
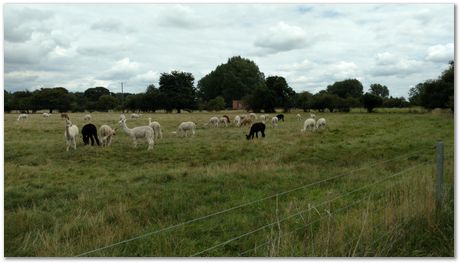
<box><xmin>159</xmin><ymin>71</ymin><xmax>197</xmax><ymax>113</ymax></box>
<box><xmin>383</xmin><ymin>97</ymin><xmax>409</xmax><ymax>108</ymax></box>
<box><xmin>265</xmin><ymin>76</ymin><xmax>296</xmax><ymax>112</ymax></box>
<box><xmin>84</xmin><ymin>87</ymin><xmax>110</xmax><ymax>102</ymax></box>
<box><xmin>326</xmin><ymin>79</ymin><xmax>364</xmax><ymax>99</ymax></box>
<box><xmin>408</xmin><ymin>61</ymin><xmax>454</xmax><ymax>109</ymax></box>
<box><xmin>362</xmin><ymin>93</ymin><xmax>383</xmax><ymax>113</ymax></box>
<box><xmin>12</xmin><ymin>90</ymin><xmax>34</xmax><ymax>113</ymax></box>
<box><xmin>295</xmin><ymin>91</ymin><xmax>313</xmax><ymax>112</ymax></box>
<box><xmin>369</xmin><ymin>83</ymin><xmax>389</xmax><ymax>98</ymax></box>
<box><xmin>96</xmin><ymin>95</ymin><xmax>118</xmax><ymax>111</ymax></box>
<box><xmin>197</xmin><ymin>56</ymin><xmax>266</xmax><ymax>107</ymax></box>
<box><xmin>243</xmin><ymin>83</ymin><xmax>276</xmax><ymax>113</ymax></box>
<box><xmin>206</xmin><ymin>96</ymin><xmax>226</xmax><ymax>111</ymax></box>
<box><xmin>4</xmin><ymin>91</ymin><xmax>14</xmax><ymax>113</ymax></box>
<box><xmin>30</xmin><ymin>87</ymin><xmax>73</xmax><ymax>113</ymax></box>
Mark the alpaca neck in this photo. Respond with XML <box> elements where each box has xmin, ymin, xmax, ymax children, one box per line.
<box><xmin>121</xmin><ymin>121</ymin><xmax>132</xmax><ymax>135</ymax></box>
<box><xmin>65</xmin><ymin>124</ymin><xmax>72</xmax><ymax>139</ymax></box>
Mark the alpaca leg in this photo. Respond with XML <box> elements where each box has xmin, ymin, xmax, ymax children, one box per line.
<box><xmin>66</xmin><ymin>140</ymin><xmax>70</xmax><ymax>151</ymax></box>
<box><xmin>133</xmin><ymin>138</ymin><xmax>138</xmax><ymax>148</ymax></box>
<box><xmin>192</xmin><ymin>129</ymin><xmax>195</xmax><ymax>136</ymax></box>
<box><xmin>159</xmin><ymin>129</ymin><xmax>163</xmax><ymax>139</ymax></box>
<box><xmin>262</xmin><ymin>130</ymin><xmax>265</xmax><ymax>137</ymax></box>
<box><xmin>95</xmin><ymin>135</ymin><xmax>100</xmax><ymax>146</ymax></box>
<box><xmin>72</xmin><ymin>138</ymin><xmax>77</xmax><ymax>150</ymax></box>
<box><xmin>256</xmin><ymin>132</ymin><xmax>259</xmax><ymax>138</ymax></box>
<box><xmin>90</xmin><ymin>135</ymin><xmax>95</xmax><ymax>146</ymax></box>
<box><xmin>147</xmin><ymin>138</ymin><xmax>154</xmax><ymax>150</ymax></box>
<box><xmin>107</xmin><ymin>136</ymin><xmax>112</xmax><ymax>146</ymax></box>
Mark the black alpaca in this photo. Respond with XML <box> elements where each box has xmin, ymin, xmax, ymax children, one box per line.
<box><xmin>246</xmin><ymin>122</ymin><xmax>266</xmax><ymax>140</ymax></box>
<box><xmin>82</xmin><ymin>123</ymin><xmax>100</xmax><ymax>146</ymax></box>
<box><xmin>276</xmin><ymin>114</ymin><xmax>285</xmax><ymax>122</ymax></box>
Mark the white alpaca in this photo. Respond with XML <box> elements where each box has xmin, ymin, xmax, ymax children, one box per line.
<box><xmin>260</xmin><ymin>114</ymin><xmax>267</xmax><ymax>121</ymax></box>
<box><xmin>43</xmin><ymin>113</ymin><xmax>51</xmax><ymax>118</ymax></box>
<box><xmin>178</xmin><ymin>121</ymin><xmax>196</xmax><ymax>137</ymax></box>
<box><xmin>310</xmin><ymin>113</ymin><xmax>316</xmax><ymax>119</ymax></box>
<box><xmin>148</xmin><ymin>117</ymin><xmax>163</xmax><ymax>140</ymax></box>
<box><xmin>219</xmin><ymin>117</ymin><xmax>228</xmax><ymax>127</ymax></box>
<box><xmin>205</xmin><ymin>116</ymin><xmax>219</xmax><ymax>128</ymax></box>
<box><xmin>17</xmin><ymin>113</ymin><xmax>28</xmax><ymax>121</ymax></box>
<box><xmin>271</xmin><ymin>116</ymin><xmax>279</xmax><ymax>128</ymax></box>
<box><xmin>249</xmin><ymin>113</ymin><xmax>257</xmax><ymax>120</ymax></box>
<box><xmin>100</xmin><ymin>124</ymin><xmax>116</xmax><ymax>147</ymax></box>
<box><xmin>301</xmin><ymin>118</ymin><xmax>316</xmax><ymax>132</ymax></box>
<box><xmin>119</xmin><ymin>117</ymin><xmax>154</xmax><ymax>150</ymax></box>
<box><xmin>64</xmin><ymin>119</ymin><xmax>79</xmax><ymax>151</ymax></box>
<box><xmin>131</xmin><ymin>113</ymin><xmax>141</xmax><ymax>119</ymax></box>
<box><xmin>84</xmin><ymin>114</ymin><xmax>92</xmax><ymax>122</ymax></box>
<box><xmin>296</xmin><ymin>114</ymin><xmax>302</xmax><ymax>121</ymax></box>
<box><xmin>234</xmin><ymin>115</ymin><xmax>241</xmax><ymax>127</ymax></box>
<box><xmin>316</xmin><ymin>118</ymin><xmax>326</xmax><ymax>130</ymax></box>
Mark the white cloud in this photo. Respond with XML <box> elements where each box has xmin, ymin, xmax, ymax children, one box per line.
<box><xmin>329</xmin><ymin>61</ymin><xmax>359</xmax><ymax>79</ymax></box>
<box><xmin>100</xmin><ymin>58</ymin><xmax>141</xmax><ymax>80</ymax></box>
<box><xmin>91</xmin><ymin>18</ymin><xmax>123</xmax><ymax>32</ymax></box>
<box><xmin>254</xmin><ymin>21</ymin><xmax>309</xmax><ymax>54</ymax></box>
<box><xmin>425</xmin><ymin>43</ymin><xmax>454</xmax><ymax>63</ymax></box>
<box><xmin>369</xmin><ymin>52</ymin><xmax>424</xmax><ymax>77</ymax></box>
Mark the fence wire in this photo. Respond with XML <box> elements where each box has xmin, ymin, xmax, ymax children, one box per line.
<box><xmin>190</xmin><ymin>161</ymin><xmax>429</xmax><ymax>256</ymax></box>
<box><xmin>76</xmin><ymin>148</ymin><xmax>431</xmax><ymax>257</ymax></box>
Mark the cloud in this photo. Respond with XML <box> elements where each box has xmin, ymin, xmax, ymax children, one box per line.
<box><xmin>425</xmin><ymin>43</ymin><xmax>454</xmax><ymax>63</ymax></box>
<box><xmin>4</xmin><ymin>6</ymin><xmax>54</xmax><ymax>43</ymax></box>
<box><xmin>369</xmin><ymin>52</ymin><xmax>423</xmax><ymax>77</ymax></box>
<box><xmin>254</xmin><ymin>21</ymin><xmax>309</xmax><ymax>54</ymax></box>
<box><xmin>100</xmin><ymin>58</ymin><xmax>141</xmax><ymax>80</ymax></box>
<box><xmin>91</xmin><ymin>18</ymin><xmax>123</xmax><ymax>32</ymax></box>
<box><xmin>328</xmin><ymin>61</ymin><xmax>359</xmax><ymax>79</ymax></box>
<box><xmin>157</xmin><ymin>5</ymin><xmax>202</xmax><ymax>28</ymax></box>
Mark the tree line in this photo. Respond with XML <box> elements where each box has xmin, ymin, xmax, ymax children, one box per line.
<box><xmin>4</xmin><ymin>56</ymin><xmax>454</xmax><ymax>113</ymax></box>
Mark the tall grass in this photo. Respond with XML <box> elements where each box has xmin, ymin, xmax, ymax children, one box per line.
<box><xmin>4</xmin><ymin>110</ymin><xmax>454</xmax><ymax>256</ymax></box>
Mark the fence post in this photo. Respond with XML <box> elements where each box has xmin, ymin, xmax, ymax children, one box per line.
<box><xmin>436</xmin><ymin>141</ymin><xmax>444</xmax><ymax>211</ymax></box>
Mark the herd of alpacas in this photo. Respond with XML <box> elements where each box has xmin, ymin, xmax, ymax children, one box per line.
<box><xmin>16</xmin><ymin>112</ymin><xmax>327</xmax><ymax>151</ymax></box>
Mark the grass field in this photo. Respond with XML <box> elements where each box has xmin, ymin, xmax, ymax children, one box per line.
<box><xmin>4</xmin><ymin>110</ymin><xmax>454</xmax><ymax>257</ymax></box>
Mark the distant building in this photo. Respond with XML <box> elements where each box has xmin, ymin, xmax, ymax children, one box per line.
<box><xmin>232</xmin><ymin>100</ymin><xmax>245</xmax><ymax>110</ymax></box>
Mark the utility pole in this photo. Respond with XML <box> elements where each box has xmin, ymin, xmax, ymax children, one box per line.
<box><xmin>121</xmin><ymin>82</ymin><xmax>124</xmax><ymax>113</ymax></box>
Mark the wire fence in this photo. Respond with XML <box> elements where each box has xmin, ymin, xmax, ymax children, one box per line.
<box><xmin>76</xmin><ymin>145</ymin><xmax>450</xmax><ymax>257</ymax></box>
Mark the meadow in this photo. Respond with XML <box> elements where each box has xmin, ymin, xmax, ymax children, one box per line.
<box><xmin>4</xmin><ymin>109</ymin><xmax>454</xmax><ymax>257</ymax></box>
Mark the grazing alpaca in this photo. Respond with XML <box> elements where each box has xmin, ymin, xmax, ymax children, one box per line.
<box><xmin>296</xmin><ymin>114</ymin><xmax>302</xmax><ymax>121</ymax></box>
<box><xmin>84</xmin><ymin>114</ymin><xmax>92</xmax><ymax>123</ymax></box>
<box><xmin>82</xmin><ymin>123</ymin><xmax>100</xmax><ymax>146</ymax></box>
<box><xmin>276</xmin><ymin>114</ymin><xmax>285</xmax><ymax>122</ymax></box>
<box><xmin>246</xmin><ymin>122</ymin><xmax>266</xmax><ymax>140</ymax></box>
<box><xmin>249</xmin><ymin>113</ymin><xmax>257</xmax><ymax>120</ymax></box>
<box><xmin>205</xmin><ymin>116</ymin><xmax>219</xmax><ymax>128</ymax></box>
<box><xmin>131</xmin><ymin>113</ymin><xmax>141</xmax><ymax>119</ymax></box>
<box><xmin>219</xmin><ymin>116</ymin><xmax>229</xmax><ymax>127</ymax></box>
<box><xmin>239</xmin><ymin>117</ymin><xmax>252</xmax><ymax>127</ymax></box>
<box><xmin>64</xmin><ymin>119</ymin><xmax>79</xmax><ymax>151</ymax></box>
<box><xmin>177</xmin><ymin>121</ymin><xmax>196</xmax><ymax>137</ymax></box>
<box><xmin>301</xmin><ymin>118</ymin><xmax>316</xmax><ymax>132</ymax></box>
<box><xmin>148</xmin><ymin>117</ymin><xmax>163</xmax><ymax>140</ymax></box>
<box><xmin>61</xmin><ymin>113</ymin><xmax>69</xmax><ymax>120</ymax></box>
<box><xmin>17</xmin><ymin>113</ymin><xmax>28</xmax><ymax>121</ymax></box>
<box><xmin>100</xmin><ymin>124</ymin><xmax>116</xmax><ymax>147</ymax></box>
<box><xmin>223</xmin><ymin>115</ymin><xmax>230</xmax><ymax>124</ymax></box>
<box><xmin>310</xmin><ymin>113</ymin><xmax>316</xmax><ymax>119</ymax></box>
<box><xmin>234</xmin><ymin>115</ymin><xmax>241</xmax><ymax>127</ymax></box>
<box><xmin>119</xmin><ymin>117</ymin><xmax>154</xmax><ymax>150</ymax></box>
<box><xmin>271</xmin><ymin>116</ymin><xmax>279</xmax><ymax>127</ymax></box>
<box><xmin>43</xmin><ymin>112</ymin><xmax>51</xmax><ymax>118</ymax></box>
<box><xmin>316</xmin><ymin>118</ymin><xmax>327</xmax><ymax>130</ymax></box>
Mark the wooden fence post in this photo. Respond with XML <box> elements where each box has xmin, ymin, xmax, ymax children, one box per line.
<box><xmin>436</xmin><ymin>141</ymin><xmax>444</xmax><ymax>211</ymax></box>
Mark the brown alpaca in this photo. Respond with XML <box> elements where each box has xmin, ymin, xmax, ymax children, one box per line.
<box><xmin>240</xmin><ymin>118</ymin><xmax>252</xmax><ymax>126</ymax></box>
<box><xmin>61</xmin><ymin>113</ymin><xmax>69</xmax><ymax>120</ymax></box>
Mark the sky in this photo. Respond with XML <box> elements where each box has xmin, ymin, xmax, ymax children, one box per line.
<box><xmin>4</xmin><ymin>3</ymin><xmax>455</xmax><ymax>98</ymax></box>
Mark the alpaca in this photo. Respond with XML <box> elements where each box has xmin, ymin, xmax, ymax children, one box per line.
<box><xmin>177</xmin><ymin>121</ymin><xmax>196</xmax><ymax>137</ymax></box>
<box><xmin>296</xmin><ymin>114</ymin><xmax>302</xmax><ymax>121</ymax></box>
<box><xmin>64</xmin><ymin>119</ymin><xmax>79</xmax><ymax>151</ymax></box>
<box><xmin>234</xmin><ymin>115</ymin><xmax>241</xmax><ymax>127</ymax></box>
<box><xmin>100</xmin><ymin>125</ymin><xmax>116</xmax><ymax>147</ymax></box>
<box><xmin>205</xmin><ymin>116</ymin><xmax>219</xmax><ymax>128</ymax></box>
<box><xmin>17</xmin><ymin>113</ymin><xmax>28</xmax><ymax>121</ymax></box>
<box><xmin>249</xmin><ymin>113</ymin><xmax>257</xmax><ymax>120</ymax></box>
<box><xmin>271</xmin><ymin>116</ymin><xmax>279</xmax><ymax>128</ymax></box>
<box><xmin>316</xmin><ymin>118</ymin><xmax>327</xmax><ymax>130</ymax></box>
<box><xmin>61</xmin><ymin>113</ymin><xmax>69</xmax><ymax>120</ymax></box>
<box><xmin>301</xmin><ymin>118</ymin><xmax>316</xmax><ymax>132</ymax></box>
<box><xmin>131</xmin><ymin>113</ymin><xmax>141</xmax><ymax>119</ymax></box>
<box><xmin>148</xmin><ymin>117</ymin><xmax>163</xmax><ymax>140</ymax></box>
<box><xmin>246</xmin><ymin>122</ymin><xmax>266</xmax><ymax>140</ymax></box>
<box><xmin>310</xmin><ymin>113</ymin><xmax>316</xmax><ymax>119</ymax></box>
<box><xmin>222</xmin><ymin>115</ymin><xmax>230</xmax><ymax>124</ymax></box>
<box><xmin>239</xmin><ymin>117</ymin><xmax>252</xmax><ymax>127</ymax></box>
<box><xmin>219</xmin><ymin>116</ymin><xmax>229</xmax><ymax>127</ymax></box>
<box><xmin>84</xmin><ymin>114</ymin><xmax>92</xmax><ymax>123</ymax></box>
<box><xmin>119</xmin><ymin>117</ymin><xmax>154</xmax><ymax>150</ymax></box>
<box><xmin>82</xmin><ymin>123</ymin><xmax>100</xmax><ymax>146</ymax></box>
<box><xmin>276</xmin><ymin>114</ymin><xmax>285</xmax><ymax>122</ymax></box>
<box><xmin>43</xmin><ymin>113</ymin><xmax>51</xmax><ymax>118</ymax></box>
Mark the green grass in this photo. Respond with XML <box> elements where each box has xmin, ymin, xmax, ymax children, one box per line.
<box><xmin>4</xmin><ymin>110</ymin><xmax>454</xmax><ymax>257</ymax></box>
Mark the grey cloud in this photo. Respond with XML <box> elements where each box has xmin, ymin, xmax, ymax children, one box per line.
<box><xmin>91</xmin><ymin>18</ymin><xmax>122</xmax><ymax>32</ymax></box>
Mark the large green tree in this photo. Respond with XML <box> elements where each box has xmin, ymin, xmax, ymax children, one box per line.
<box><xmin>159</xmin><ymin>71</ymin><xmax>197</xmax><ymax>113</ymax></box>
<box><xmin>31</xmin><ymin>87</ymin><xmax>73</xmax><ymax>113</ymax></box>
<box><xmin>369</xmin><ymin>83</ymin><xmax>389</xmax><ymax>98</ymax></box>
<box><xmin>265</xmin><ymin>76</ymin><xmax>296</xmax><ymax>112</ymax></box>
<box><xmin>197</xmin><ymin>56</ymin><xmax>266</xmax><ymax>107</ymax></box>
<box><xmin>409</xmin><ymin>61</ymin><xmax>454</xmax><ymax>109</ymax></box>
<box><xmin>362</xmin><ymin>93</ymin><xmax>383</xmax><ymax>113</ymax></box>
<box><xmin>326</xmin><ymin>79</ymin><xmax>364</xmax><ymax>99</ymax></box>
